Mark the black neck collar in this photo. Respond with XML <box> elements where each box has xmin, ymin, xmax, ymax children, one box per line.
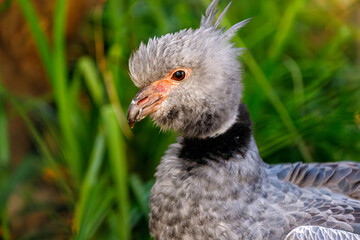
<box><xmin>178</xmin><ymin>104</ymin><xmax>253</xmax><ymax>162</ymax></box>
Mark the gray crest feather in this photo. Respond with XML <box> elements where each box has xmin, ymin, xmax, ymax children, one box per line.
<box><xmin>236</xmin><ymin>47</ymin><xmax>246</xmax><ymax>55</ymax></box>
<box><xmin>200</xmin><ymin>0</ymin><xmax>250</xmax><ymax>38</ymax></box>
<box><xmin>224</xmin><ymin>18</ymin><xmax>251</xmax><ymax>38</ymax></box>
<box><xmin>214</xmin><ymin>1</ymin><xmax>232</xmax><ymax>28</ymax></box>
<box><xmin>129</xmin><ymin>0</ymin><xmax>249</xmax><ymax>89</ymax></box>
<box><xmin>200</xmin><ymin>0</ymin><xmax>219</xmax><ymax>27</ymax></box>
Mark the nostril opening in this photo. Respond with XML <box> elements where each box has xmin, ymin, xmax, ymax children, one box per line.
<box><xmin>138</xmin><ymin>96</ymin><xmax>149</xmax><ymax>105</ymax></box>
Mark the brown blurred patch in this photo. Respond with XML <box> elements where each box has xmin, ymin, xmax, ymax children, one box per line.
<box><xmin>307</xmin><ymin>0</ymin><xmax>360</xmax><ymax>55</ymax></box>
<box><xmin>8</xmin><ymin>183</ymin><xmax>72</xmax><ymax>239</ymax></box>
<box><xmin>0</xmin><ymin>0</ymin><xmax>104</xmax><ymax>164</ymax></box>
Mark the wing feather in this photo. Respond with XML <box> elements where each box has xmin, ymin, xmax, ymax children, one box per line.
<box><xmin>268</xmin><ymin>162</ymin><xmax>360</xmax><ymax>200</ymax></box>
<box><xmin>284</xmin><ymin>226</ymin><xmax>360</xmax><ymax>240</ymax></box>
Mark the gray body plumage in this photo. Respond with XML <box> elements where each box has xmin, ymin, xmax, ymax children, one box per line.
<box><xmin>149</xmin><ymin>134</ymin><xmax>360</xmax><ymax>239</ymax></box>
<box><xmin>127</xmin><ymin>0</ymin><xmax>360</xmax><ymax>239</ymax></box>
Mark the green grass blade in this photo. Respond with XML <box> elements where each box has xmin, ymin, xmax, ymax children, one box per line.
<box><xmin>107</xmin><ymin>0</ymin><xmax>122</xmax><ymax>46</ymax></box>
<box><xmin>7</xmin><ymin>95</ymin><xmax>74</xmax><ymax>200</ymax></box>
<box><xmin>1</xmin><ymin>209</ymin><xmax>10</xmax><ymax>240</ymax></box>
<box><xmin>0</xmin><ymin>79</ymin><xmax>9</xmax><ymax>166</ymax></box>
<box><xmin>102</xmin><ymin>105</ymin><xmax>130</xmax><ymax>240</ymax></box>
<box><xmin>69</xmin><ymin>70</ymin><xmax>82</xmax><ymax>104</ymax></box>
<box><xmin>268</xmin><ymin>0</ymin><xmax>305</xmax><ymax>60</ymax></box>
<box><xmin>129</xmin><ymin>174</ymin><xmax>150</xmax><ymax>221</ymax></box>
<box><xmin>77</xmin><ymin>57</ymin><xmax>104</xmax><ymax>106</ymax></box>
<box><xmin>53</xmin><ymin>0</ymin><xmax>82</xmax><ymax>183</ymax></box>
<box><xmin>284</xmin><ymin>57</ymin><xmax>304</xmax><ymax>107</ymax></box>
<box><xmin>103</xmin><ymin>70</ymin><xmax>133</xmax><ymax>139</ymax></box>
<box><xmin>74</xmin><ymin>129</ymin><xmax>106</xmax><ymax>234</ymax></box>
<box><xmin>17</xmin><ymin>0</ymin><xmax>53</xmax><ymax>81</ymax></box>
<box><xmin>356</xmin><ymin>111</ymin><xmax>360</xmax><ymax>130</ymax></box>
<box><xmin>84</xmin><ymin>186</ymin><xmax>115</xmax><ymax>238</ymax></box>
<box><xmin>76</xmin><ymin>177</ymin><xmax>115</xmax><ymax>240</ymax></box>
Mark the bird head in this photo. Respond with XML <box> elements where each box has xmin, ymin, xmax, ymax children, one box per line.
<box><xmin>127</xmin><ymin>0</ymin><xmax>249</xmax><ymax>138</ymax></box>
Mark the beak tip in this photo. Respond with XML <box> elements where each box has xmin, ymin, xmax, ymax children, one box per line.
<box><xmin>127</xmin><ymin>117</ymin><xmax>135</xmax><ymax>129</ymax></box>
<box><xmin>128</xmin><ymin>82</ymin><xmax>166</xmax><ymax>129</ymax></box>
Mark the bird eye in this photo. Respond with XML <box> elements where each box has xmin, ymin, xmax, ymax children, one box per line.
<box><xmin>171</xmin><ymin>70</ymin><xmax>186</xmax><ymax>81</ymax></box>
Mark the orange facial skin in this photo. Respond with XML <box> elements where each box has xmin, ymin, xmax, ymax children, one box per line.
<box><xmin>127</xmin><ymin>67</ymin><xmax>191</xmax><ymax>128</ymax></box>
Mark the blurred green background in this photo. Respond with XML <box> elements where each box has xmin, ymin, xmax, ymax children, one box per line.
<box><xmin>0</xmin><ymin>0</ymin><xmax>359</xmax><ymax>239</ymax></box>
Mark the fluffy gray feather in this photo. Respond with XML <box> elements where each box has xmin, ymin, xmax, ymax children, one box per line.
<box><xmin>149</xmin><ymin>134</ymin><xmax>360</xmax><ymax>239</ymax></box>
<box><xmin>268</xmin><ymin>161</ymin><xmax>360</xmax><ymax>199</ymax></box>
<box><xmin>129</xmin><ymin>0</ymin><xmax>249</xmax><ymax>138</ymax></box>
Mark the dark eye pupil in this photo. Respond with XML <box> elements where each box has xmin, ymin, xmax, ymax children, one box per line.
<box><xmin>173</xmin><ymin>70</ymin><xmax>185</xmax><ymax>80</ymax></box>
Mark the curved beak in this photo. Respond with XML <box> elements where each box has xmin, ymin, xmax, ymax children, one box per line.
<box><xmin>127</xmin><ymin>78</ymin><xmax>178</xmax><ymax>128</ymax></box>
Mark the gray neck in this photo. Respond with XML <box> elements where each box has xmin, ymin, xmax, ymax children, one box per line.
<box><xmin>156</xmin><ymin>104</ymin><xmax>267</xmax><ymax>185</ymax></box>
<box><xmin>200</xmin><ymin>109</ymin><xmax>238</xmax><ymax>138</ymax></box>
